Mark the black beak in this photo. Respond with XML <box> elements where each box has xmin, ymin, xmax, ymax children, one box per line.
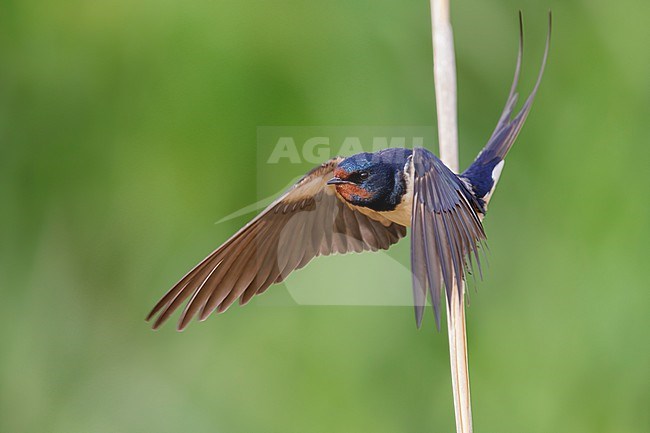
<box><xmin>326</xmin><ymin>177</ymin><xmax>351</xmax><ymax>185</ymax></box>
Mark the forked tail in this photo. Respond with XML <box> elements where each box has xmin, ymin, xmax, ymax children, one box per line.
<box><xmin>462</xmin><ymin>12</ymin><xmax>551</xmax><ymax>208</ymax></box>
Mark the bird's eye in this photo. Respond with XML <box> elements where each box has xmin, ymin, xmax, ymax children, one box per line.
<box><xmin>358</xmin><ymin>171</ymin><xmax>369</xmax><ymax>180</ymax></box>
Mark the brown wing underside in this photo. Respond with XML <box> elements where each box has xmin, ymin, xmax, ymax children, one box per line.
<box><xmin>147</xmin><ymin>158</ymin><xmax>407</xmax><ymax>330</ymax></box>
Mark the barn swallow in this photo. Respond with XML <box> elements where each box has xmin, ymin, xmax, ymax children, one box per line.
<box><xmin>147</xmin><ymin>14</ymin><xmax>550</xmax><ymax>331</ymax></box>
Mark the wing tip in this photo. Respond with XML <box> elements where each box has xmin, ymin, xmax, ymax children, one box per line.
<box><xmin>414</xmin><ymin>305</ymin><xmax>424</xmax><ymax>329</ymax></box>
<box><xmin>177</xmin><ymin>315</ymin><xmax>193</xmax><ymax>331</ymax></box>
<box><xmin>413</xmin><ymin>307</ymin><xmax>443</xmax><ymax>331</ymax></box>
<box><xmin>151</xmin><ymin>315</ymin><xmax>165</xmax><ymax>331</ymax></box>
<box><xmin>145</xmin><ymin>310</ymin><xmax>156</xmax><ymax>323</ymax></box>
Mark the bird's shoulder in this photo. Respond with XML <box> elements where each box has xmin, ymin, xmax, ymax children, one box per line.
<box><xmin>274</xmin><ymin>157</ymin><xmax>344</xmax><ymax>208</ymax></box>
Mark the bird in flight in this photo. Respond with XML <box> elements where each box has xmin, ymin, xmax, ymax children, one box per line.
<box><xmin>147</xmin><ymin>15</ymin><xmax>550</xmax><ymax>331</ymax></box>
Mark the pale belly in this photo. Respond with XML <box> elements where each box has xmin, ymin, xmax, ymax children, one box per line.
<box><xmin>379</xmin><ymin>190</ymin><xmax>413</xmax><ymax>227</ymax></box>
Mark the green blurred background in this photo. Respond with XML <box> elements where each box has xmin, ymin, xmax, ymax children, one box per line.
<box><xmin>1</xmin><ymin>0</ymin><xmax>649</xmax><ymax>432</ymax></box>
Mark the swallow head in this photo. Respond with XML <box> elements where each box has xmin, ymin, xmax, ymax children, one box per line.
<box><xmin>327</xmin><ymin>150</ymin><xmax>410</xmax><ymax>212</ymax></box>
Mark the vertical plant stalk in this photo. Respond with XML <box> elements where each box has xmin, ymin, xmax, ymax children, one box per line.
<box><xmin>431</xmin><ymin>0</ymin><xmax>458</xmax><ymax>171</ymax></box>
<box><xmin>429</xmin><ymin>1</ymin><xmax>473</xmax><ymax>433</ymax></box>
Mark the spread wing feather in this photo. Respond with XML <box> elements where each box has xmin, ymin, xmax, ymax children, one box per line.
<box><xmin>410</xmin><ymin>148</ymin><xmax>486</xmax><ymax>329</ymax></box>
<box><xmin>147</xmin><ymin>157</ymin><xmax>407</xmax><ymax>330</ymax></box>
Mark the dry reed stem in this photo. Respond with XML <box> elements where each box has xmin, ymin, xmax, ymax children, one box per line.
<box><xmin>430</xmin><ymin>1</ymin><xmax>473</xmax><ymax>432</ymax></box>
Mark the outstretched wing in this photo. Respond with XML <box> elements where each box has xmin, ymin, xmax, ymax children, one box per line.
<box><xmin>147</xmin><ymin>157</ymin><xmax>407</xmax><ymax>330</ymax></box>
<box><xmin>410</xmin><ymin>148</ymin><xmax>486</xmax><ymax>329</ymax></box>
